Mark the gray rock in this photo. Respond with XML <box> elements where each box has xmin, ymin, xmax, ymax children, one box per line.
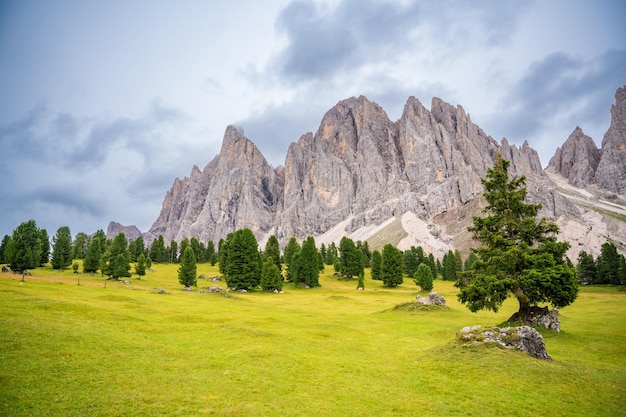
<box><xmin>595</xmin><ymin>86</ymin><xmax>626</xmax><ymax>193</ymax></box>
<box><xmin>458</xmin><ymin>325</ymin><xmax>551</xmax><ymax>360</ymax></box>
<box><xmin>106</xmin><ymin>221</ymin><xmax>143</xmax><ymax>241</ymax></box>
<box><xmin>416</xmin><ymin>292</ymin><xmax>446</xmax><ymax>305</ymax></box>
<box><xmin>547</xmin><ymin>126</ymin><xmax>600</xmax><ymax>187</ymax></box>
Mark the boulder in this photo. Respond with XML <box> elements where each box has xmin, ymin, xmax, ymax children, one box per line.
<box><xmin>416</xmin><ymin>292</ymin><xmax>446</xmax><ymax>306</ymax></box>
<box><xmin>509</xmin><ymin>306</ymin><xmax>560</xmax><ymax>332</ymax></box>
<box><xmin>458</xmin><ymin>325</ymin><xmax>551</xmax><ymax>360</ymax></box>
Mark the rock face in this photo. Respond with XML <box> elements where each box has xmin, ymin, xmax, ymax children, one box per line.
<box><xmin>106</xmin><ymin>222</ymin><xmax>143</xmax><ymax>241</ymax></box>
<box><xmin>458</xmin><ymin>325</ymin><xmax>551</xmax><ymax>360</ymax></box>
<box><xmin>147</xmin><ymin>95</ymin><xmax>554</xmax><ymax>246</ymax></box>
<box><xmin>141</xmin><ymin>88</ymin><xmax>626</xmax><ymax>260</ymax></box>
<box><xmin>595</xmin><ymin>86</ymin><xmax>626</xmax><ymax>193</ymax></box>
<box><xmin>145</xmin><ymin>126</ymin><xmax>282</xmax><ymax>244</ymax></box>
<box><xmin>547</xmin><ymin>127</ymin><xmax>600</xmax><ymax>187</ymax></box>
<box><xmin>549</xmin><ymin>86</ymin><xmax>626</xmax><ymax>194</ymax></box>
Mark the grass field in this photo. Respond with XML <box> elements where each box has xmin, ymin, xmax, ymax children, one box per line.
<box><xmin>1</xmin><ymin>263</ymin><xmax>625</xmax><ymax>416</ymax></box>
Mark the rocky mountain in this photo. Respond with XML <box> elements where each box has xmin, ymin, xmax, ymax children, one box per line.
<box><xmin>546</xmin><ymin>127</ymin><xmax>600</xmax><ymax>188</ymax></box>
<box><xmin>106</xmin><ymin>221</ymin><xmax>143</xmax><ymax>241</ymax></box>
<box><xmin>548</xmin><ymin>86</ymin><xmax>626</xmax><ymax>193</ymax></box>
<box><xmin>140</xmin><ymin>86</ymin><xmax>626</xmax><ymax>260</ymax></box>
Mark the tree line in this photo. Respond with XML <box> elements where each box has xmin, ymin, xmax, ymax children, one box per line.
<box><xmin>0</xmin><ymin>219</ymin><xmax>472</xmax><ymax>292</ymax></box>
<box><xmin>1</xmin><ymin>220</ymin><xmax>623</xmax><ymax>291</ymax></box>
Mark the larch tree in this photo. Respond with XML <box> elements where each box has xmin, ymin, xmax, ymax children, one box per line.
<box><xmin>457</xmin><ymin>154</ymin><xmax>578</xmax><ymax>320</ymax></box>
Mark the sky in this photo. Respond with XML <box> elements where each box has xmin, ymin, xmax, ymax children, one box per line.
<box><xmin>0</xmin><ymin>0</ymin><xmax>625</xmax><ymax>239</ymax></box>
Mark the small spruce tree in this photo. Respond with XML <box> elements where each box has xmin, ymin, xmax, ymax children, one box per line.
<box><xmin>135</xmin><ymin>253</ymin><xmax>147</xmax><ymax>279</ymax></box>
<box><xmin>261</xmin><ymin>257</ymin><xmax>283</xmax><ymax>292</ymax></box>
<box><xmin>381</xmin><ymin>244</ymin><xmax>403</xmax><ymax>287</ymax></box>
<box><xmin>414</xmin><ymin>263</ymin><xmax>433</xmax><ymax>291</ymax></box>
<box><xmin>178</xmin><ymin>246</ymin><xmax>197</xmax><ymax>288</ymax></box>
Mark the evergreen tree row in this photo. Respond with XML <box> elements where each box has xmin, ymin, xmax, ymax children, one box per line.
<box><xmin>576</xmin><ymin>242</ymin><xmax>626</xmax><ymax>285</ymax></box>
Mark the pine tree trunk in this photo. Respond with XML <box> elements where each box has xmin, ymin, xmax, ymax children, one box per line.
<box><xmin>508</xmin><ymin>287</ymin><xmax>531</xmax><ymax>323</ymax></box>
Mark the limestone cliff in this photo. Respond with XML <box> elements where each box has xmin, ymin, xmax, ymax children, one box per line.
<box><xmin>547</xmin><ymin>127</ymin><xmax>600</xmax><ymax>187</ymax></box>
<box><xmin>142</xmin><ymin>89</ymin><xmax>626</xmax><ymax>259</ymax></box>
<box><xmin>595</xmin><ymin>86</ymin><xmax>626</xmax><ymax>193</ymax></box>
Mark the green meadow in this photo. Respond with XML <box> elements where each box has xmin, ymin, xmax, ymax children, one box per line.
<box><xmin>1</xmin><ymin>264</ymin><xmax>624</xmax><ymax>416</ymax></box>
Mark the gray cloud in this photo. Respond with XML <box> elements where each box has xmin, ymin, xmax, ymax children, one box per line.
<box><xmin>272</xmin><ymin>0</ymin><xmax>526</xmax><ymax>84</ymax></box>
<box><xmin>0</xmin><ymin>99</ymin><xmax>200</xmax><ymax>237</ymax></box>
<box><xmin>486</xmin><ymin>49</ymin><xmax>626</xmax><ymax>144</ymax></box>
<box><xmin>274</xmin><ymin>0</ymin><xmax>421</xmax><ymax>81</ymax></box>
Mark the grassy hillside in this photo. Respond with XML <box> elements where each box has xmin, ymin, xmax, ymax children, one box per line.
<box><xmin>1</xmin><ymin>264</ymin><xmax>624</xmax><ymax>416</ymax></box>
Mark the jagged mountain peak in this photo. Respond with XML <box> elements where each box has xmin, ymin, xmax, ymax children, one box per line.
<box><xmin>142</xmin><ymin>89</ymin><xmax>626</xmax><ymax>260</ymax></box>
<box><xmin>547</xmin><ymin>126</ymin><xmax>600</xmax><ymax>188</ymax></box>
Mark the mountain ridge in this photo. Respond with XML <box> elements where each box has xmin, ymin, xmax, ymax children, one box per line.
<box><xmin>109</xmin><ymin>87</ymin><xmax>626</xmax><ymax>259</ymax></box>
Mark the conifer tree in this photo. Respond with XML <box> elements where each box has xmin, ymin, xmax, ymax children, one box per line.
<box><xmin>51</xmin><ymin>226</ymin><xmax>73</xmax><ymax>270</ymax></box>
<box><xmin>207</xmin><ymin>240</ymin><xmax>216</xmax><ymax>264</ymax></box>
<box><xmin>371</xmin><ymin>250</ymin><xmax>382</xmax><ymax>280</ymax></box>
<box><xmin>357</xmin><ymin>270</ymin><xmax>365</xmax><ymax>290</ymax></box>
<box><xmin>576</xmin><ymin>250</ymin><xmax>596</xmax><ymax>285</ymax></box>
<box><xmin>135</xmin><ymin>253</ymin><xmax>147</xmax><ymax>279</ymax></box>
<box><xmin>149</xmin><ymin>235</ymin><xmax>166</xmax><ymax>263</ymax></box>
<box><xmin>283</xmin><ymin>237</ymin><xmax>301</xmax><ymax>282</ymax></box>
<box><xmin>178</xmin><ymin>246</ymin><xmax>197</xmax><ymax>287</ymax></box>
<box><xmin>414</xmin><ymin>263</ymin><xmax>434</xmax><ymax>291</ymax></box>
<box><xmin>458</xmin><ymin>155</ymin><xmax>578</xmax><ymax>317</ymax></box>
<box><xmin>38</xmin><ymin>229</ymin><xmax>50</xmax><ymax>266</ymax></box>
<box><xmin>295</xmin><ymin>236</ymin><xmax>320</xmax><ymax>287</ymax></box>
<box><xmin>224</xmin><ymin>228</ymin><xmax>260</xmax><ymax>290</ymax></box>
<box><xmin>83</xmin><ymin>237</ymin><xmax>102</xmax><ymax>273</ymax></box>
<box><xmin>5</xmin><ymin>220</ymin><xmax>42</xmax><ymax>272</ymax></box>
<box><xmin>104</xmin><ymin>233</ymin><xmax>131</xmax><ymax>279</ymax></box>
<box><xmin>381</xmin><ymin>244</ymin><xmax>403</xmax><ymax>287</ymax></box>
<box><xmin>0</xmin><ymin>234</ymin><xmax>10</xmax><ymax>264</ymax></box>
<box><xmin>261</xmin><ymin>257</ymin><xmax>283</xmax><ymax>292</ymax></box>
<box><xmin>179</xmin><ymin>238</ymin><xmax>190</xmax><ymax>263</ymax></box>
<box><xmin>264</xmin><ymin>235</ymin><xmax>281</xmax><ymax>271</ymax></box>
<box><xmin>73</xmin><ymin>232</ymin><xmax>90</xmax><ymax>260</ymax></box>
<box><xmin>339</xmin><ymin>237</ymin><xmax>362</xmax><ymax>280</ymax></box>
<box><xmin>596</xmin><ymin>242</ymin><xmax>622</xmax><ymax>284</ymax></box>
<box><xmin>128</xmin><ymin>236</ymin><xmax>145</xmax><ymax>262</ymax></box>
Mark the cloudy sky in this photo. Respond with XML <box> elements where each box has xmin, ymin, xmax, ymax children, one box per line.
<box><xmin>1</xmin><ymin>0</ymin><xmax>625</xmax><ymax>239</ymax></box>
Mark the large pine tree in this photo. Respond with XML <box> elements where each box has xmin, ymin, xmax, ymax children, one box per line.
<box><xmin>457</xmin><ymin>155</ymin><xmax>578</xmax><ymax>318</ymax></box>
<box><xmin>224</xmin><ymin>228</ymin><xmax>261</xmax><ymax>290</ymax></box>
